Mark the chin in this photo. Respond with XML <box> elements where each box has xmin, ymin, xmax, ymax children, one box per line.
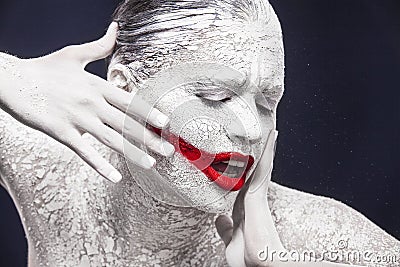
<box><xmin>152</xmin><ymin>153</ymin><xmax>238</xmax><ymax>212</ymax></box>
<box><xmin>127</xmin><ymin>150</ymin><xmax>237</xmax><ymax>213</ymax></box>
<box><xmin>194</xmin><ymin>190</ymin><xmax>238</xmax><ymax>213</ymax></box>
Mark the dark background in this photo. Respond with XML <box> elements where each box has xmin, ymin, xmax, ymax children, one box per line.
<box><xmin>0</xmin><ymin>0</ymin><xmax>399</xmax><ymax>266</ymax></box>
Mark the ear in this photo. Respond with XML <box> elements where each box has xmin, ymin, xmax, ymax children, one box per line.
<box><xmin>107</xmin><ymin>63</ymin><xmax>133</xmax><ymax>92</ymax></box>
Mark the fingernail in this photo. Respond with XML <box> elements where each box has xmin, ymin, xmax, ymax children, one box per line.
<box><xmin>274</xmin><ymin>130</ymin><xmax>279</xmax><ymax>142</ymax></box>
<box><xmin>269</xmin><ymin>129</ymin><xmax>277</xmax><ymax>141</ymax></box>
<box><xmin>109</xmin><ymin>170</ymin><xmax>122</xmax><ymax>183</ymax></box>
<box><xmin>110</xmin><ymin>21</ymin><xmax>118</xmax><ymax>30</ymax></box>
<box><xmin>156</xmin><ymin>113</ymin><xmax>170</xmax><ymax>128</ymax></box>
<box><xmin>160</xmin><ymin>142</ymin><xmax>175</xmax><ymax>157</ymax></box>
<box><xmin>140</xmin><ymin>155</ymin><xmax>156</xmax><ymax>169</ymax></box>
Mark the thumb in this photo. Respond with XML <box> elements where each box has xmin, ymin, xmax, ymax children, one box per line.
<box><xmin>74</xmin><ymin>22</ymin><xmax>118</xmax><ymax>65</ymax></box>
<box><xmin>215</xmin><ymin>215</ymin><xmax>233</xmax><ymax>246</ymax></box>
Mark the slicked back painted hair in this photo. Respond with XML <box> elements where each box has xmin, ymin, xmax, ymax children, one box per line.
<box><xmin>110</xmin><ymin>0</ymin><xmax>272</xmax><ymax>66</ymax></box>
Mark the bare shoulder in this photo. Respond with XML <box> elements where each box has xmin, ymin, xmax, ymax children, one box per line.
<box><xmin>0</xmin><ymin>110</ymin><xmax>15</xmax><ymax>190</ymax></box>
<box><xmin>0</xmin><ymin>108</ymin><xmax>101</xmax><ymax>197</ymax></box>
<box><xmin>267</xmin><ymin>182</ymin><xmax>399</xmax><ymax>266</ymax></box>
<box><xmin>0</xmin><ymin>107</ymin><xmax>112</xmax><ymax>190</ymax></box>
<box><xmin>0</xmin><ymin>109</ymin><xmax>60</xmax><ymax>186</ymax></box>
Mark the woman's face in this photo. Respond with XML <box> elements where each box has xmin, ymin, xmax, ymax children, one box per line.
<box><xmin>120</xmin><ymin>6</ymin><xmax>284</xmax><ymax>213</ymax></box>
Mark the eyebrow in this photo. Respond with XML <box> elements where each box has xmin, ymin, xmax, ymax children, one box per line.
<box><xmin>191</xmin><ymin>76</ymin><xmax>248</xmax><ymax>94</ymax></box>
<box><xmin>191</xmin><ymin>74</ymin><xmax>283</xmax><ymax>101</ymax></box>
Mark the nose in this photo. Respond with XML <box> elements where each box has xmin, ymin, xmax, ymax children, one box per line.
<box><xmin>227</xmin><ymin>119</ymin><xmax>262</xmax><ymax>144</ymax></box>
<box><xmin>226</xmin><ymin>95</ymin><xmax>262</xmax><ymax>144</ymax></box>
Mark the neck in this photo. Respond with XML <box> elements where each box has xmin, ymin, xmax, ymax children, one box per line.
<box><xmin>106</xmin><ymin>160</ymin><xmax>225</xmax><ymax>265</ymax></box>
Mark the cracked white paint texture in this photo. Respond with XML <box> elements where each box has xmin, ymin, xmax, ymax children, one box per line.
<box><xmin>0</xmin><ymin>110</ymin><xmax>399</xmax><ymax>267</ymax></box>
<box><xmin>0</xmin><ymin>113</ymin><xmax>399</xmax><ymax>266</ymax></box>
<box><xmin>0</xmin><ymin>2</ymin><xmax>399</xmax><ymax>267</ymax></box>
<box><xmin>116</xmin><ymin>5</ymin><xmax>285</xmax><ymax>212</ymax></box>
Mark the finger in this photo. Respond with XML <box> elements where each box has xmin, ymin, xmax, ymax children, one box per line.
<box><xmin>243</xmin><ymin>130</ymin><xmax>283</xmax><ymax>253</ymax></box>
<box><xmin>74</xmin><ymin>22</ymin><xmax>118</xmax><ymax>65</ymax></box>
<box><xmin>243</xmin><ymin>202</ymin><xmax>284</xmax><ymax>266</ymax></box>
<box><xmin>231</xmin><ymin>180</ymin><xmax>248</xmax><ymax>229</ymax></box>
<box><xmin>215</xmin><ymin>215</ymin><xmax>234</xmax><ymax>246</ymax></box>
<box><xmin>87</xmin><ymin>121</ymin><xmax>156</xmax><ymax>170</ymax></box>
<box><xmin>237</xmin><ymin>129</ymin><xmax>276</xmax><ymax>225</ymax></box>
<box><xmin>102</xmin><ymin>89</ymin><xmax>170</xmax><ymax>129</ymax></box>
<box><xmin>225</xmin><ymin>225</ymin><xmax>246</xmax><ymax>267</ymax></box>
<box><xmin>244</xmin><ymin>129</ymin><xmax>278</xmax><ymax>219</ymax></box>
<box><xmin>99</xmin><ymin>105</ymin><xmax>175</xmax><ymax>157</ymax></box>
<box><xmin>247</xmin><ymin>129</ymin><xmax>278</xmax><ymax>196</ymax></box>
<box><xmin>66</xmin><ymin>130</ymin><xmax>122</xmax><ymax>183</ymax></box>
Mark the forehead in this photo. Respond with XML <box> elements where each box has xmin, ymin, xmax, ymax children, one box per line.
<box><xmin>211</xmin><ymin>26</ymin><xmax>284</xmax><ymax>91</ymax></box>
<box><xmin>126</xmin><ymin>4</ymin><xmax>284</xmax><ymax>92</ymax></box>
<box><xmin>219</xmin><ymin>11</ymin><xmax>283</xmax><ymax>83</ymax></box>
<box><xmin>176</xmin><ymin>8</ymin><xmax>284</xmax><ymax>90</ymax></box>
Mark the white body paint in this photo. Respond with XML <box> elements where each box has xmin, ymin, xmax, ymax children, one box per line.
<box><xmin>1</xmin><ymin>117</ymin><xmax>398</xmax><ymax>266</ymax></box>
<box><xmin>0</xmin><ymin>1</ymin><xmax>398</xmax><ymax>266</ymax></box>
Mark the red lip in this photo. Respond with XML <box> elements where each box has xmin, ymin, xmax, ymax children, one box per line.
<box><xmin>150</xmin><ymin>126</ymin><xmax>254</xmax><ymax>191</ymax></box>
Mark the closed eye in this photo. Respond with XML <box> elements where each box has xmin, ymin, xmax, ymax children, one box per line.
<box><xmin>195</xmin><ymin>93</ymin><xmax>232</xmax><ymax>102</ymax></box>
<box><xmin>192</xmin><ymin>79</ymin><xmax>238</xmax><ymax>103</ymax></box>
<box><xmin>194</xmin><ymin>91</ymin><xmax>234</xmax><ymax>103</ymax></box>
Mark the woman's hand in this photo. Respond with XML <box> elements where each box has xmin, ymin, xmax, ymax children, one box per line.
<box><xmin>0</xmin><ymin>22</ymin><xmax>175</xmax><ymax>183</ymax></box>
<box><xmin>215</xmin><ymin>130</ymin><xmax>365</xmax><ymax>267</ymax></box>
<box><xmin>215</xmin><ymin>129</ymin><xmax>284</xmax><ymax>267</ymax></box>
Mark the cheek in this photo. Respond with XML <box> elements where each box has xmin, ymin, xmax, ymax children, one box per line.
<box><xmin>156</xmin><ymin>93</ymin><xmax>237</xmax><ymax>153</ymax></box>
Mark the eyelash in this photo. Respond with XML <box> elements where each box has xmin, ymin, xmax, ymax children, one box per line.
<box><xmin>195</xmin><ymin>92</ymin><xmax>275</xmax><ymax>114</ymax></box>
<box><xmin>194</xmin><ymin>93</ymin><xmax>232</xmax><ymax>103</ymax></box>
